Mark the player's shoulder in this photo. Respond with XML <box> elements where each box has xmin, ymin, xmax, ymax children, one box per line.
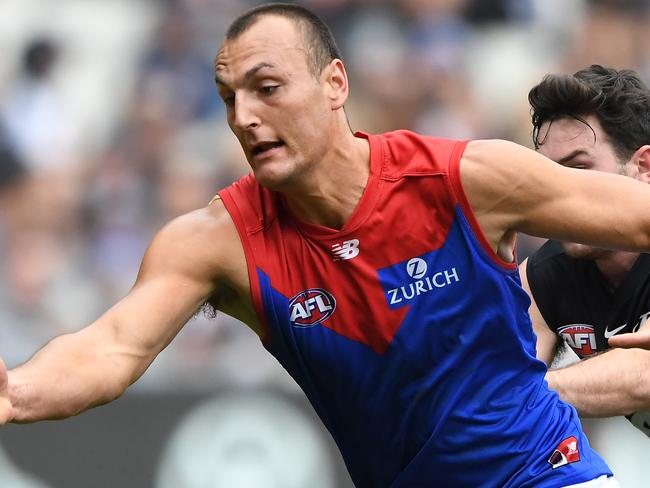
<box><xmin>146</xmin><ymin>198</ymin><xmax>242</xmax><ymax>275</ymax></box>
<box><xmin>219</xmin><ymin>171</ymin><xmax>280</xmax><ymax>231</ymax></box>
<box><xmin>159</xmin><ymin>197</ymin><xmax>234</xmax><ymax>241</ymax></box>
<box><xmin>375</xmin><ymin>129</ymin><xmax>468</xmax><ymax>175</ymax></box>
<box><xmin>460</xmin><ymin>139</ymin><xmax>550</xmax><ymax>176</ymax></box>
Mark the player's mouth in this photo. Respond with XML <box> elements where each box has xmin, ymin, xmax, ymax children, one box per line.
<box><xmin>251</xmin><ymin>140</ymin><xmax>285</xmax><ymax>160</ymax></box>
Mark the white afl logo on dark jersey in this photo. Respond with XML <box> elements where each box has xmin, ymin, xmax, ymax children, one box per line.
<box><xmin>558</xmin><ymin>324</ymin><xmax>597</xmax><ymax>357</ymax></box>
<box><xmin>288</xmin><ymin>288</ymin><xmax>336</xmax><ymax>327</ymax></box>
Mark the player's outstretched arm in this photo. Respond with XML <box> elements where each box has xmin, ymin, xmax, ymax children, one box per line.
<box><xmin>459</xmin><ymin>139</ymin><xmax>650</xmax><ymax>255</ymax></box>
<box><xmin>0</xmin><ymin>202</ymin><xmax>238</xmax><ymax>424</ymax></box>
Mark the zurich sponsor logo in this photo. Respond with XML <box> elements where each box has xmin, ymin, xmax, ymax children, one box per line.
<box><xmin>406</xmin><ymin>258</ymin><xmax>427</xmax><ymax>279</ymax></box>
<box><xmin>386</xmin><ymin>257</ymin><xmax>460</xmax><ymax>307</ymax></box>
<box><xmin>288</xmin><ymin>288</ymin><xmax>336</xmax><ymax>327</ymax></box>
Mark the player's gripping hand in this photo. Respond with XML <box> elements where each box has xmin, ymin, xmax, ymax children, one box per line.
<box><xmin>608</xmin><ymin>322</ymin><xmax>650</xmax><ymax>350</ymax></box>
<box><xmin>0</xmin><ymin>358</ymin><xmax>13</xmax><ymax>425</ymax></box>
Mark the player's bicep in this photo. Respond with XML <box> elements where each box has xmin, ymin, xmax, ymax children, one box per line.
<box><xmin>519</xmin><ymin>259</ymin><xmax>558</xmax><ymax>366</ymax></box>
<box><xmin>460</xmin><ymin>139</ymin><xmax>650</xmax><ymax>252</ymax></box>
<box><xmin>81</xmin><ymin>209</ymin><xmax>225</xmax><ymax>385</ymax></box>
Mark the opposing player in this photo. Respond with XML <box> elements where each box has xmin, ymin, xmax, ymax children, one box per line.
<box><xmin>4</xmin><ymin>4</ymin><xmax>650</xmax><ymax>486</ymax></box>
<box><xmin>520</xmin><ymin>65</ymin><xmax>650</xmax><ymax>435</ymax></box>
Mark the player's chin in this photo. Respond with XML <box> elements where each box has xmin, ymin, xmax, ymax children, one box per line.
<box><xmin>562</xmin><ymin>242</ymin><xmax>611</xmax><ymax>260</ymax></box>
<box><xmin>252</xmin><ymin>165</ymin><xmax>295</xmax><ymax>191</ymax></box>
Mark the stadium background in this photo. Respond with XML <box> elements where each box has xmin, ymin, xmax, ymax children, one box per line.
<box><xmin>0</xmin><ymin>0</ymin><xmax>648</xmax><ymax>486</ymax></box>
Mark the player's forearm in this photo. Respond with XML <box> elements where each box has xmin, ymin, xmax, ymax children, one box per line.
<box><xmin>8</xmin><ymin>332</ymin><xmax>130</xmax><ymax>423</ymax></box>
<box><xmin>546</xmin><ymin>348</ymin><xmax>650</xmax><ymax>417</ymax></box>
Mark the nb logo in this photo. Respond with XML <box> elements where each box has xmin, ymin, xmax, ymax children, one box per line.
<box><xmin>331</xmin><ymin>239</ymin><xmax>360</xmax><ymax>261</ymax></box>
<box><xmin>406</xmin><ymin>258</ymin><xmax>427</xmax><ymax>279</ymax></box>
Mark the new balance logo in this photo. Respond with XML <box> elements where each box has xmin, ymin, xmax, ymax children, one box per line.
<box><xmin>331</xmin><ymin>239</ymin><xmax>360</xmax><ymax>261</ymax></box>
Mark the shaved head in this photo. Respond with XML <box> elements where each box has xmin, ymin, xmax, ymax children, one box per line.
<box><xmin>225</xmin><ymin>3</ymin><xmax>341</xmax><ymax>78</ymax></box>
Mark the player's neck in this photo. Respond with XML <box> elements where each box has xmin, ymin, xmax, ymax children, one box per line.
<box><xmin>283</xmin><ymin>131</ymin><xmax>370</xmax><ymax>230</ymax></box>
<box><xmin>595</xmin><ymin>251</ymin><xmax>641</xmax><ymax>289</ymax></box>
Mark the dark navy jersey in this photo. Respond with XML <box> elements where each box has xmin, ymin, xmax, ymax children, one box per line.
<box><xmin>526</xmin><ymin>240</ymin><xmax>650</xmax><ymax>358</ymax></box>
<box><xmin>526</xmin><ymin>239</ymin><xmax>650</xmax><ymax>437</ymax></box>
<box><xmin>220</xmin><ymin>130</ymin><xmax>611</xmax><ymax>487</ymax></box>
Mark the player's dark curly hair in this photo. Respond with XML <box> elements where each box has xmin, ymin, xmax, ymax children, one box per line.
<box><xmin>529</xmin><ymin>64</ymin><xmax>650</xmax><ymax>161</ymax></box>
<box><xmin>225</xmin><ymin>3</ymin><xmax>342</xmax><ymax>78</ymax></box>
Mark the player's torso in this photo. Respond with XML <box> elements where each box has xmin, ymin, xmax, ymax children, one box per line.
<box><xmin>528</xmin><ymin>241</ymin><xmax>650</xmax><ymax>359</ymax></box>
<box><xmin>220</xmin><ymin>132</ymin><xmax>611</xmax><ymax>487</ymax></box>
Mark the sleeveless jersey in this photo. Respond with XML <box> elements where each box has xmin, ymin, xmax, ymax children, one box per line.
<box><xmin>219</xmin><ymin>130</ymin><xmax>611</xmax><ymax>487</ymax></box>
<box><xmin>527</xmin><ymin>240</ymin><xmax>650</xmax><ymax>437</ymax></box>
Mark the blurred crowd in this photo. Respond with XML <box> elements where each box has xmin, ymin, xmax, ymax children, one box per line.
<box><xmin>0</xmin><ymin>0</ymin><xmax>649</xmax><ymax>393</ymax></box>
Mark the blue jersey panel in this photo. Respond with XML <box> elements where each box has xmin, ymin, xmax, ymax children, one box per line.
<box><xmin>257</xmin><ymin>206</ymin><xmax>611</xmax><ymax>487</ymax></box>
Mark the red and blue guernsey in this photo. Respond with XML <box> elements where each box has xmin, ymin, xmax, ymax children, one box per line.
<box><xmin>218</xmin><ymin>130</ymin><xmax>612</xmax><ymax>487</ymax></box>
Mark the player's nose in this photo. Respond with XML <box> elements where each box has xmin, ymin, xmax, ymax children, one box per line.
<box><xmin>233</xmin><ymin>93</ymin><xmax>261</xmax><ymax>131</ymax></box>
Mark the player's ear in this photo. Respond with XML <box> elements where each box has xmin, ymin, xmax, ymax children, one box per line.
<box><xmin>322</xmin><ymin>59</ymin><xmax>348</xmax><ymax>110</ymax></box>
<box><xmin>631</xmin><ymin>145</ymin><xmax>650</xmax><ymax>184</ymax></box>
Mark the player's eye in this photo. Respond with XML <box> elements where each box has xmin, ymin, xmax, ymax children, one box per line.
<box><xmin>259</xmin><ymin>85</ymin><xmax>279</xmax><ymax>96</ymax></box>
<box><xmin>564</xmin><ymin>161</ymin><xmax>590</xmax><ymax>170</ymax></box>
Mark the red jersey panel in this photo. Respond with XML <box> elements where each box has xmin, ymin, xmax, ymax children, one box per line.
<box><xmin>220</xmin><ymin>130</ymin><xmax>461</xmax><ymax>353</ymax></box>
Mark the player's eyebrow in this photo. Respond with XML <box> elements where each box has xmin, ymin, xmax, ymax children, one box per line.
<box><xmin>557</xmin><ymin>149</ymin><xmax>589</xmax><ymax>165</ymax></box>
<box><xmin>215</xmin><ymin>62</ymin><xmax>278</xmax><ymax>88</ymax></box>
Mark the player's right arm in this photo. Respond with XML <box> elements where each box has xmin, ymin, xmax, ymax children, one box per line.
<box><xmin>0</xmin><ymin>200</ymin><xmax>244</xmax><ymax>424</ymax></box>
<box><xmin>518</xmin><ymin>258</ymin><xmax>559</xmax><ymax>366</ymax></box>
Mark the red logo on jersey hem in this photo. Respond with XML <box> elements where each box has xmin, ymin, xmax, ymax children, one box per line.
<box><xmin>548</xmin><ymin>436</ymin><xmax>580</xmax><ymax>469</ymax></box>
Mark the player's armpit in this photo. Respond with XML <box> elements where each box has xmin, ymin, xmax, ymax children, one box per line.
<box><xmin>459</xmin><ymin>139</ymin><xmax>650</xmax><ymax>254</ymax></box>
<box><xmin>519</xmin><ymin>259</ymin><xmax>558</xmax><ymax>366</ymax></box>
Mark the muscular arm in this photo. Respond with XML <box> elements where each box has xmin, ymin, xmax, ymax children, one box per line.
<box><xmin>518</xmin><ymin>259</ymin><xmax>559</xmax><ymax>366</ymax></box>
<box><xmin>460</xmin><ymin>139</ymin><xmax>650</xmax><ymax>256</ymax></box>
<box><xmin>545</xmin><ymin>348</ymin><xmax>650</xmax><ymax>417</ymax></box>
<box><xmin>547</xmin><ymin>319</ymin><xmax>650</xmax><ymax>416</ymax></box>
<box><xmin>0</xmin><ymin>201</ymin><xmax>244</xmax><ymax>423</ymax></box>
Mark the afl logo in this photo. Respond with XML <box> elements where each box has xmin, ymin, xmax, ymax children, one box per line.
<box><xmin>288</xmin><ymin>288</ymin><xmax>336</xmax><ymax>327</ymax></box>
<box><xmin>558</xmin><ymin>324</ymin><xmax>597</xmax><ymax>357</ymax></box>
<box><xmin>406</xmin><ymin>258</ymin><xmax>427</xmax><ymax>279</ymax></box>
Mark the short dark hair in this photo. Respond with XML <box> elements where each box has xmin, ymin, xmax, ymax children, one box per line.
<box><xmin>529</xmin><ymin>64</ymin><xmax>650</xmax><ymax>161</ymax></box>
<box><xmin>225</xmin><ymin>3</ymin><xmax>342</xmax><ymax>77</ymax></box>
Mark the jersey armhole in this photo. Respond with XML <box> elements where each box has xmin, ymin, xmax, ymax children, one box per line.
<box><xmin>447</xmin><ymin>141</ymin><xmax>518</xmax><ymax>271</ymax></box>
<box><xmin>218</xmin><ymin>189</ymin><xmax>271</xmax><ymax>342</ymax></box>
